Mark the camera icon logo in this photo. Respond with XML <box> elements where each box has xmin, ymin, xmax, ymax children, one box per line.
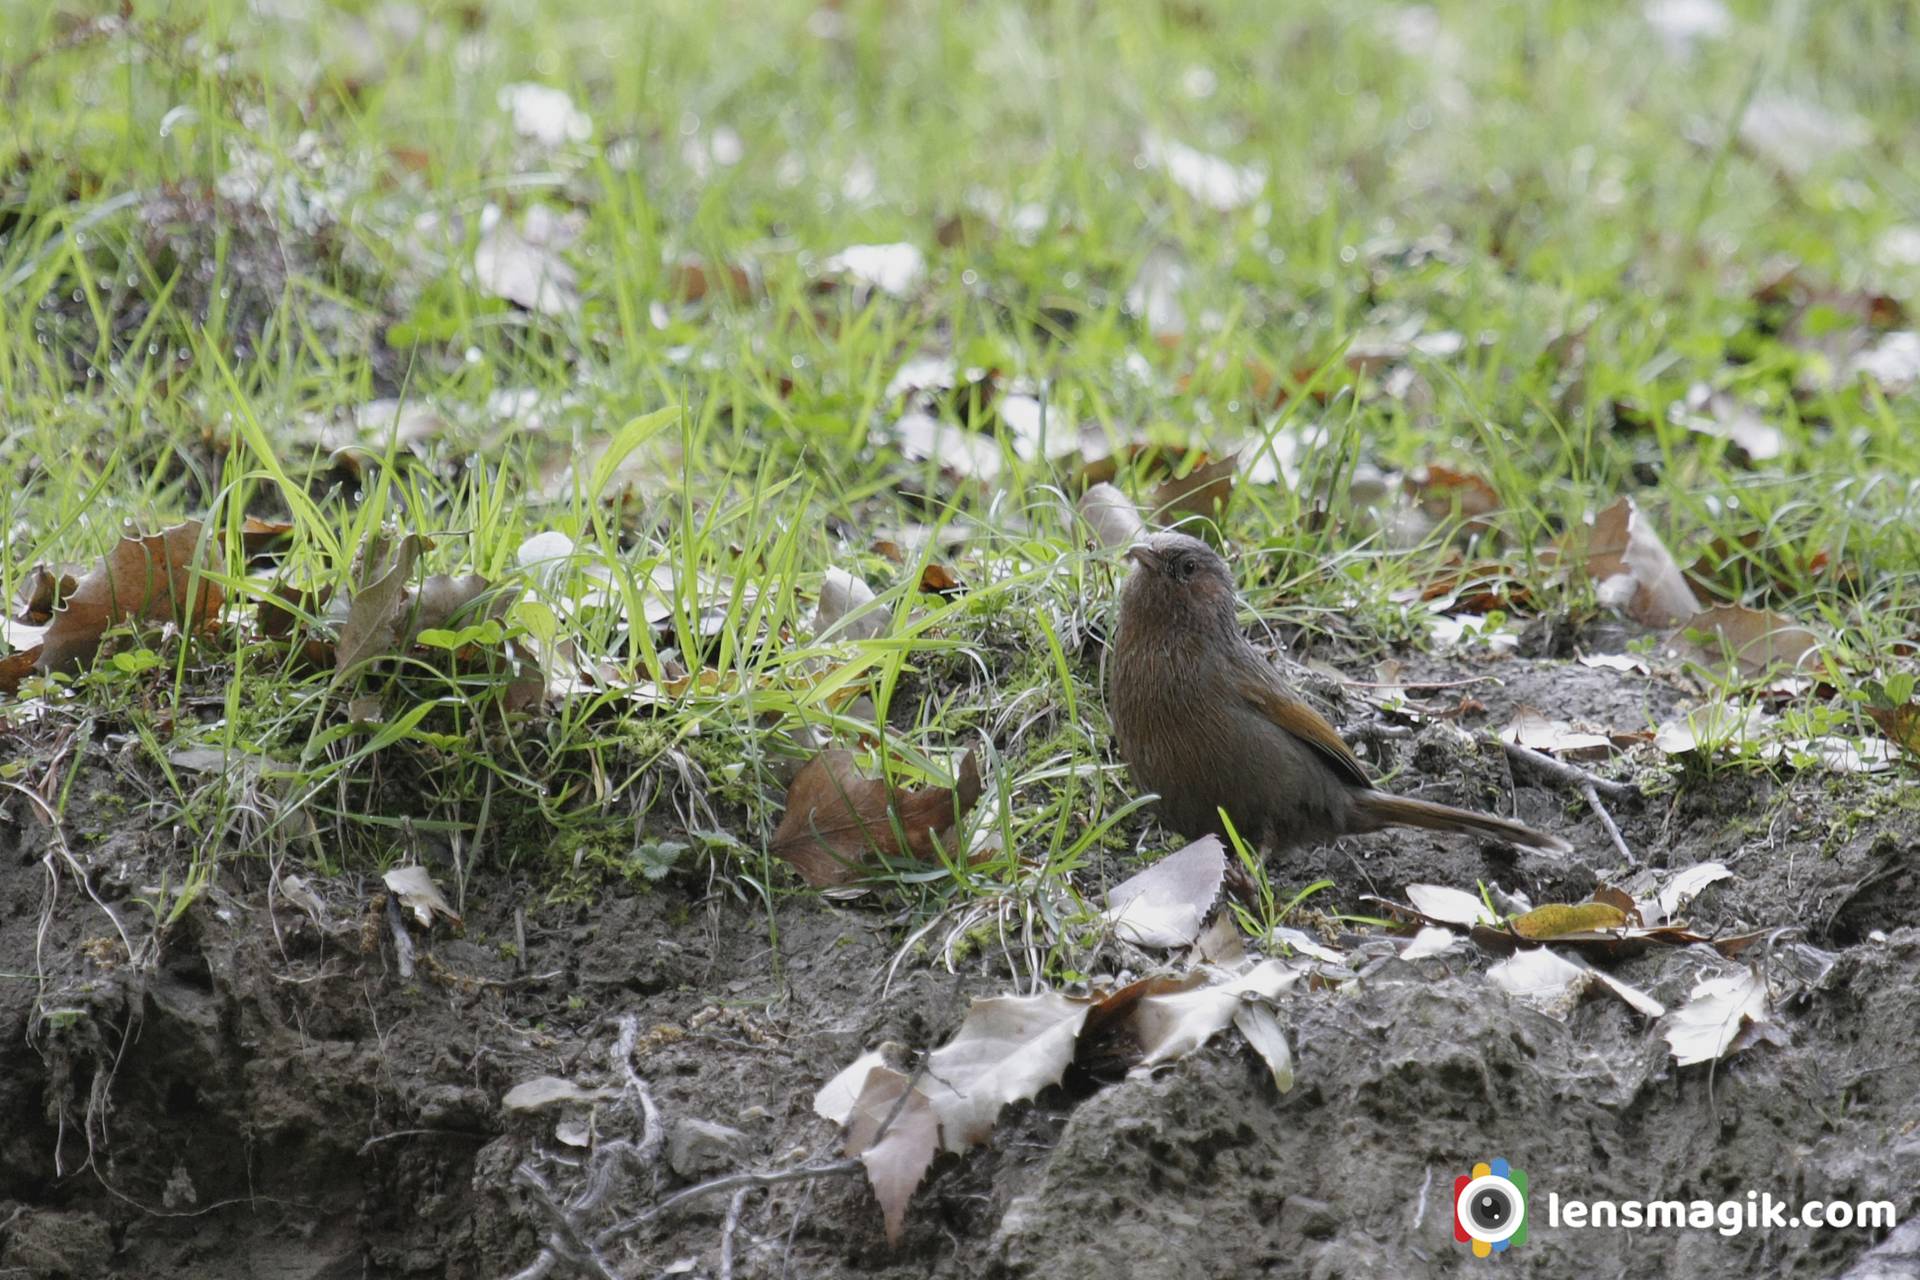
<box><xmin>1454</xmin><ymin>1159</ymin><xmax>1528</xmax><ymax>1257</ymax></box>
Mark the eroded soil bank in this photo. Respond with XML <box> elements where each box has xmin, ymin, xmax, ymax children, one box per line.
<box><xmin>3</xmin><ymin>648</ymin><xmax>1917</xmax><ymax>1279</ymax></box>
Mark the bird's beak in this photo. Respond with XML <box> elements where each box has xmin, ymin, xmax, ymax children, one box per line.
<box><xmin>1125</xmin><ymin>544</ymin><xmax>1162</xmax><ymax>570</ymax></box>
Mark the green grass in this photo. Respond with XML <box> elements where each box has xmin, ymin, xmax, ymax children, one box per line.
<box><xmin>3</xmin><ymin>0</ymin><xmax>1919</xmax><ymax>951</ymax></box>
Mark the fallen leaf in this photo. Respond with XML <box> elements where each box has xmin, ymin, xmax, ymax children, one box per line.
<box><xmin>815</xmin><ymin>569</ymin><xmax>888</xmax><ymax>641</ymax></box>
<box><xmin>1488</xmin><ymin>948</ymin><xmax>1665</xmax><ymax>1019</ymax></box>
<box><xmin>1405</xmin><ymin>464</ymin><xmax>1501</xmax><ymax>526</ymax></box>
<box><xmin>1141</xmin><ymin>132</ymin><xmax>1265</xmax><ymax>211</ymax></box>
<box><xmin>497</xmin><ymin>82</ymin><xmax>592</xmax><ymax>147</ymax></box>
<box><xmin>1399</xmin><ymin>926</ymin><xmax>1462</xmax><ymax>961</ymax></box>
<box><xmin>0</xmin><ymin>647</ymin><xmax>43</xmax><ymax>693</ymax></box>
<box><xmin>665</xmin><ymin>256</ymin><xmax>754</xmax><ymax>304</ymax></box>
<box><xmin>335</xmin><ymin>534</ymin><xmax>428</xmax><ymax>678</ymax></box>
<box><xmin>240</xmin><ymin>516</ymin><xmax>294</xmax><ymax>555</ymax></box>
<box><xmin>845</xmin><ymin>1065</ymin><xmax>940</xmax><ymax>1245</ymax></box>
<box><xmin>813</xmin><ymin>1046</ymin><xmax>902</xmax><ymax>1126</ymax></box>
<box><xmin>1740</xmin><ymin>94</ymin><xmax>1869</xmax><ymax>178</ymax></box>
<box><xmin>383</xmin><ymin>864</ymin><xmax>461</xmax><ymax>928</ymax></box>
<box><xmin>1672</xmin><ymin>604</ymin><xmax>1821</xmax><ymax>676</ymax></box>
<box><xmin>1232</xmin><ymin>1002</ymin><xmax>1294</xmax><ymax>1092</ymax></box>
<box><xmin>1650</xmin><ymin>862</ymin><xmax>1732</xmax><ymax>925</ymax></box>
<box><xmin>1127</xmin><ymin>958</ymin><xmax>1306</xmax><ymax>1076</ymax></box>
<box><xmin>1500</xmin><ymin>707</ymin><xmax>1615</xmax><ymax>761</ymax></box>
<box><xmin>892</xmin><ymin>410</ymin><xmax>1004</xmax><ymax>483</ymax></box>
<box><xmin>1864</xmin><ymin>701</ymin><xmax>1920</xmax><ymax>758</ymax></box>
<box><xmin>917</xmin><ymin>563</ymin><xmax>964</xmax><ymax>597</ymax></box>
<box><xmin>1404</xmin><ymin>883</ymin><xmax>1496</xmax><ymax>928</ymax></box>
<box><xmin>1663</xmin><ymin>968</ymin><xmax>1773</xmax><ymax>1066</ymax></box>
<box><xmin>920</xmin><ymin>991</ymin><xmax>1091</xmax><ymax>1151</ymax></box>
<box><xmin>14</xmin><ymin>565</ymin><xmax>77</xmax><ymax>623</ymax></box>
<box><xmin>502</xmin><ymin>1076</ymin><xmax>618</xmax><ymax>1111</ymax></box>
<box><xmin>1508</xmin><ymin>901</ymin><xmax>1630</xmax><ymax>940</ymax></box>
<box><xmin>1078</xmin><ymin>483</ymin><xmax>1145</xmax><ymax>553</ymax></box>
<box><xmin>820</xmin><ymin>243</ymin><xmax>925</xmax><ymax>297</ymax></box>
<box><xmin>1587</xmin><ymin>497</ymin><xmax>1701</xmax><ymax>628</ymax></box>
<box><xmin>1845</xmin><ymin>331</ymin><xmax>1920</xmax><ymax>396</ymax></box>
<box><xmin>1674</xmin><ymin>387</ymin><xmax>1786</xmax><ymax>463</ymax></box>
<box><xmin>1149</xmin><ymin>453</ymin><xmax>1235</xmax><ymax>521</ymax></box>
<box><xmin>1102</xmin><ymin>836</ymin><xmax>1226</xmax><ymax>949</ymax></box>
<box><xmin>1653</xmin><ymin>702</ymin><xmax>1771</xmax><ymax>755</ymax></box>
<box><xmin>770</xmin><ymin>749</ymin><xmax>982</xmax><ymax>887</ymax></box>
<box><xmin>1126</xmin><ymin>247</ymin><xmax>1188</xmax><ymax>342</ymax></box>
<box><xmin>475</xmin><ymin>206</ymin><xmax>579</xmax><ymax>317</ymax></box>
<box><xmin>39</xmin><ymin>521</ymin><xmax>223</xmax><ymax>673</ymax></box>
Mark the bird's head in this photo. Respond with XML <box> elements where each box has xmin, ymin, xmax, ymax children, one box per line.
<box><xmin>1121</xmin><ymin>531</ymin><xmax>1239</xmax><ymax>627</ymax></box>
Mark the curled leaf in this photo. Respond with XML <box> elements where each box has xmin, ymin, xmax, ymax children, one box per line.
<box><xmin>39</xmin><ymin>521</ymin><xmax>223</xmax><ymax>673</ymax></box>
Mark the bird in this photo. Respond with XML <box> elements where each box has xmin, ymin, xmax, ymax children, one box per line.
<box><xmin>1109</xmin><ymin>531</ymin><xmax>1571</xmax><ymax>855</ymax></box>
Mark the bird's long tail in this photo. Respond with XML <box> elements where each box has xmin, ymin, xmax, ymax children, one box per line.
<box><xmin>1352</xmin><ymin>791</ymin><xmax>1571</xmax><ymax>856</ymax></box>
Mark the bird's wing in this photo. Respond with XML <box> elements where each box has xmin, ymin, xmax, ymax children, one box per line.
<box><xmin>1236</xmin><ymin>673</ymin><xmax>1374</xmax><ymax>790</ymax></box>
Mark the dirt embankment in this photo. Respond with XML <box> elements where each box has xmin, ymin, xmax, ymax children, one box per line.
<box><xmin>3</xmin><ymin>650</ymin><xmax>1917</xmax><ymax>1278</ymax></box>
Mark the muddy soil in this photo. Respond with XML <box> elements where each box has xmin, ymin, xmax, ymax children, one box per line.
<box><xmin>2</xmin><ymin>645</ymin><xmax>1916</xmax><ymax>1279</ymax></box>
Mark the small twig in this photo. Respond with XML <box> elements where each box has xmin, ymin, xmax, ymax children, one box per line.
<box><xmin>593</xmin><ymin>1158</ymin><xmax>863</xmax><ymax>1248</ymax></box>
<box><xmin>779</xmin><ymin>1182</ymin><xmax>815</xmax><ymax>1280</ymax></box>
<box><xmin>1497</xmin><ymin>738</ymin><xmax>1638</xmax><ymax>802</ymax></box>
<box><xmin>719</xmin><ymin>1187</ymin><xmax>751</xmax><ymax>1280</ymax></box>
<box><xmin>1582</xmin><ymin>783</ymin><xmax>1639</xmax><ymax>868</ymax></box>
<box><xmin>384</xmin><ymin>893</ymin><xmax>416</xmax><ymax>980</ymax></box>
<box><xmin>512</xmin><ymin>1165</ymin><xmax>622</xmax><ymax>1280</ymax></box>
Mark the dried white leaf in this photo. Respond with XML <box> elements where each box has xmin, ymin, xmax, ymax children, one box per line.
<box><xmin>1399</xmin><ymin>926</ymin><xmax>1462</xmax><ymax>961</ymax></box>
<box><xmin>1489</xmin><ymin>948</ymin><xmax>1665</xmax><ymax>1020</ymax></box>
<box><xmin>822</xmin><ymin>243</ymin><xmax>925</xmax><ymax>297</ymax></box>
<box><xmin>1405</xmin><ymin>883</ymin><xmax>1495</xmax><ymax>928</ymax></box>
<box><xmin>1231</xmin><ymin>1002</ymin><xmax>1294</xmax><ymax>1092</ymax></box>
<box><xmin>1663</xmin><ymin>968</ymin><xmax>1772</xmax><ymax>1065</ymax></box>
<box><xmin>1078</xmin><ymin>483</ymin><xmax>1145</xmax><ymax>553</ymax></box>
<box><xmin>920</xmin><ymin>991</ymin><xmax>1091</xmax><ymax>1152</ymax></box>
<box><xmin>813</xmin><ymin>1047</ymin><xmax>895</xmax><ymax>1126</ymax></box>
<box><xmin>1651</xmin><ymin>862</ymin><xmax>1733</xmax><ymax>925</ymax></box>
<box><xmin>1129</xmin><ymin>958</ymin><xmax>1306</xmax><ymax>1075</ymax></box>
<box><xmin>497</xmin><ymin>83</ymin><xmax>592</xmax><ymax>147</ymax></box>
<box><xmin>1103</xmin><ymin>836</ymin><xmax>1226</xmax><ymax>949</ymax></box>
<box><xmin>383</xmin><ymin>864</ymin><xmax>461</xmax><ymax>928</ymax></box>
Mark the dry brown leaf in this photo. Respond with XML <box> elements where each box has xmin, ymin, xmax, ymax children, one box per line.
<box><xmin>1405</xmin><ymin>464</ymin><xmax>1501</xmax><ymax>526</ymax></box>
<box><xmin>39</xmin><ymin>521</ymin><xmax>223</xmax><ymax>673</ymax></box>
<box><xmin>1673</xmin><ymin>604</ymin><xmax>1821</xmax><ymax>676</ymax></box>
<box><xmin>15</xmin><ymin>565</ymin><xmax>77</xmax><ymax>624</ymax></box>
<box><xmin>240</xmin><ymin>516</ymin><xmax>294</xmax><ymax>555</ymax></box>
<box><xmin>334</xmin><ymin>534</ymin><xmax>428</xmax><ymax>678</ymax></box>
<box><xmin>259</xmin><ymin>582</ymin><xmax>332</xmax><ymax>641</ymax></box>
<box><xmin>664</xmin><ymin>256</ymin><xmax>754</xmax><ymax>304</ymax></box>
<box><xmin>1149</xmin><ymin>453</ymin><xmax>1235</xmax><ymax>521</ymax></box>
<box><xmin>770</xmin><ymin>749</ymin><xmax>982</xmax><ymax>887</ymax></box>
<box><xmin>1865</xmin><ymin>701</ymin><xmax>1920</xmax><ymax>758</ymax></box>
<box><xmin>1</xmin><ymin>646</ymin><xmax>42</xmax><ymax>693</ymax></box>
<box><xmin>1586</xmin><ymin>496</ymin><xmax>1701</xmax><ymax>627</ymax></box>
<box><xmin>917</xmin><ymin>563</ymin><xmax>964</xmax><ymax>597</ymax></box>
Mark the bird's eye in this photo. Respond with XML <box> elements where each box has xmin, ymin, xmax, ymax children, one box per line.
<box><xmin>1174</xmin><ymin>557</ymin><xmax>1194</xmax><ymax>579</ymax></box>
